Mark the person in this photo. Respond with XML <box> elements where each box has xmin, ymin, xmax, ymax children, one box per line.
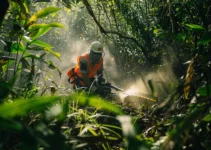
<box><xmin>67</xmin><ymin>41</ymin><xmax>105</xmax><ymax>91</ymax></box>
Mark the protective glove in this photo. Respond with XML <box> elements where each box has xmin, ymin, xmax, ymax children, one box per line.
<box><xmin>89</xmin><ymin>85</ymin><xmax>97</xmax><ymax>93</ymax></box>
<box><xmin>98</xmin><ymin>78</ymin><xmax>106</xmax><ymax>84</ymax></box>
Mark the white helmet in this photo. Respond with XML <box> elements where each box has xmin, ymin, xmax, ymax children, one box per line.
<box><xmin>90</xmin><ymin>41</ymin><xmax>104</xmax><ymax>53</ymax></box>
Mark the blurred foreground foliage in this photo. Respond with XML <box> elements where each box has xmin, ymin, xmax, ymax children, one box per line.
<box><xmin>0</xmin><ymin>83</ymin><xmax>211</xmax><ymax>150</ymax></box>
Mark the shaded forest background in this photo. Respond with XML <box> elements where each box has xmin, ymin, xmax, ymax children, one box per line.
<box><xmin>0</xmin><ymin>0</ymin><xmax>211</xmax><ymax>150</ymax></box>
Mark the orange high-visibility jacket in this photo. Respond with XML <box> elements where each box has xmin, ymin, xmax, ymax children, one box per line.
<box><xmin>67</xmin><ymin>53</ymin><xmax>103</xmax><ymax>85</ymax></box>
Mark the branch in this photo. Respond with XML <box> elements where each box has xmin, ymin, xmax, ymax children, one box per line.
<box><xmin>82</xmin><ymin>0</ymin><xmax>149</xmax><ymax>60</ymax></box>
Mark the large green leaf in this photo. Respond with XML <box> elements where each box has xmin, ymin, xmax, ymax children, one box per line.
<box><xmin>72</xmin><ymin>93</ymin><xmax>123</xmax><ymax>115</ymax></box>
<box><xmin>44</xmin><ymin>47</ymin><xmax>61</xmax><ymax>60</ymax></box>
<box><xmin>30</xmin><ymin>40</ymin><xmax>53</xmax><ymax>48</ymax></box>
<box><xmin>0</xmin><ymin>94</ymin><xmax>122</xmax><ymax>119</ymax></box>
<box><xmin>34</xmin><ymin>7</ymin><xmax>61</xmax><ymax>18</ymax></box>
<box><xmin>185</xmin><ymin>24</ymin><xmax>205</xmax><ymax>31</ymax></box>
<box><xmin>31</xmin><ymin>26</ymin><xmax>51</xmax><ymax>39</ymax></box>
<box><xmin>28</xmin><ymin>23</ymin><xmax>64</xmax><ymax>40</ymax></box>
<box><xmin>28</xmin><ymin>7</ymin><xmax>61</xmax><ymax>25</ymax></box>
<box><xmin>0</xmin><ymin>96</ymin><xmax>60</xmax><ymax>118</ymax></box>
<box><xmin>28</xmin><ymin>22</ymin><xmax>65</xmax><ymax>31</ymax></box>
<box><xmin>198</xmin><ymin>32</ymin><xmax>211</xmax><ymax>45</ymax></box>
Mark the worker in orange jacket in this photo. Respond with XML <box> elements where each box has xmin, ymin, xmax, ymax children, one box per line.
<box><xmin>67</xmin><ymin>41</ymin><xmax>105</xmax><ymax>91</ymax></box>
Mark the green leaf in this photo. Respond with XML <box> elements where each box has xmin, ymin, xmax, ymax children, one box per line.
<box><xmin>10</xmin><ymin>42</ymin><xmax>25</xmax><ymax>53</ymax></box>
<box><xmin>44</xmin><ymin>47</ymin><xmax>61</xmax><ymax>60</ymax></box>
<box><xmin>88</xmin><ymin>127</ymin><xmax>98</xmax><ymax>136</ymax></box>
<box><xmin>185</xmin><ymin>24</ymin><xmax>205</xmax><ymax>31</ymax></box>
<box><xmin>31</xmin><ymin>26</ymin><xmax>51</xmax><ymax>39</ymax></box>
<box><xmin>0</xmin><ymin>118</ymin><xmax>23</xmax><ymax>131</ymax></box>
<box><xmin>28</xmin><ymin>7</ymin><xmax>61</xmax><ymax>25</ymax></box>
<box><xmin>30</xmin><ymin>40</ymin><xmax>53</xmax><ymax>48</ymax></box>
<box><xmin>35</xmin><ymin>7</ymin><xmax>61</xmax><ymax>18</ymax></box>
<box><xmin>198</xmin><ymin>32</ymin><xmax>211</xmax><ymax>45</ymax></box>
<box><xmin>28</xmin><ymin>22</ymin><xmax>65</xmax><ymax>31</ymax></box>
<box><xmin>0</xmin><ymin>96</ymin><xmax>60</xmax><ymax>118</ymax></box>
<box><xmin>203</xmin><ymin>114</ymin><xmax>211</xmax><ymax>122</ymax></box>
<box><xmin>24</xmin><ymin>53</ymin><xmax>44</xmax><ymax>60</ymax></box>
<box><xmin>197</xmin><ymin>85</ymin><xmax>211</xmax><ymax>96</ymax></box>
<box><xmin>23</xmin><ymin>2</ymin><xmax>29</xmax><ymax>14</ymax></box>
<box><xmin>46</xmin><ymin>60</ymin><xmax>56</xmax><ymax>69</ymax></box>
<box><xmin>2</xmin><ymin>60</ymin><xmax>14</xmax><ymax>73</ymax></box>
<box><xmin>27</xmin><ymin>46</ymin><xmax>44</xmax><ymax>51</ymax></box>
<box><xmin>174</xmin><ymin>33</ymin><xmax>186</xmax><ymax>42</ymax></box>
<box><xmin>28</xmin><ymin>22</ymin><xmax>64</xmax><ymax>39</ymax></box>
<box><xmin>72</xmin><ymin>93</ymin><xmax>123</xmax><ymax>115</ymax></box>
<box><xmin>45</xmin><ymin>60</ymin><xmax>62</xmax><ymax>78</ymax></box>
<box><xmin>20</xmin><ymin>1</ymin><xmax>28</xmax><ymax>19</ymax></box>
<box><xmin>148</xmin><ymin>80</ymin><xmax>155</xmax><ymax>97</ymax></box>
<box><xmin>100</xmin><ymin>126</ymin><xmax>122</xmax><ymax>138</ymax></box>
<box><xmin>23</xmin><ymin>35</ymin><xmax>32</xmax><ymax>42</ymax></box>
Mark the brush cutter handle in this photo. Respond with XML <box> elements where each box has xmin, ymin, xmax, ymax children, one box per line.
<box><xmin>109</xmin><ymin>85</ymin><xmax>124</xmax><ymax>91</ymax></box>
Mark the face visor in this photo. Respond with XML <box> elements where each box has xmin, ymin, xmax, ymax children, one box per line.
<box><xmin>89</xmin><ymin>50</ymin><xmax>105</xmax><ymax>64</ymax></box>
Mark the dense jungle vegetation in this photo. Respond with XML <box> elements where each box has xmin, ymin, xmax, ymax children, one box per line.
<box><xmin>0</xmin><ymin>0</ymin><xmax>211</xmax><ymax>149</ymax></box>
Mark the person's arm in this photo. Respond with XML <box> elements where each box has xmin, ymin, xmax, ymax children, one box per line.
<box><xmin>79</xmin><ymin>57</ymin><xmax>91</xmax><ymax>86</ymax></box>
<box><xmin>81</xmin><ymin>72</ymin><xmax>91</xmax><ymax>86</ymax></box>
<box><xmin>97</xmin><ymin>64</ymin><xmax>105</xmax><ymax>83</ymax></box>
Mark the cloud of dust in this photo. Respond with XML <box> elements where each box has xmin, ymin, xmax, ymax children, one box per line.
<box><xmin>44</xmin><ymin>3</ymin><xmax>125</xmax><ymax>89</ymax></box>
<box><xmin>118</xmin><ymin>78</ymin><xmax>149</xmax><ymax>103</ymax></box>
<box><xmin>39</xmin><ymin>3</ymin><xmax>180</xmax><ymax>100</ymax></box>
<box><xmin>50</xmin><ymin>40</ymin><xmax>91</xmax><ymax>86</ymax></box>
<box><xmin>112</xmin><ymin>53</ymin><xmax>180</xmax><ymax>103</ymax></box>
<box><xmin>103</xmin><ymin>50</ymin><xmax>120</xmax><ymax>83</ymax></box>
<box><xmin>35</xmin><ymin>2</ymin><xmax>125</xmax><ymax>91</ymax></box>
<box><xmin>49</xmin><ymin>39</ymin><xmax>119</xmax><ymax>89</ymax></box>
